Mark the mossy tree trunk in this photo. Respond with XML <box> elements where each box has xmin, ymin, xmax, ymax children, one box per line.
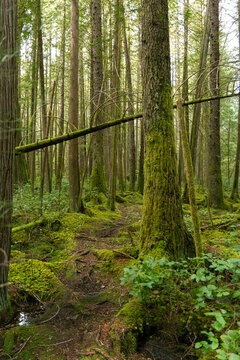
<box><xmin>122</xmin><ymin>0</ymin><xmax>136</xmax><ymax>192</ymax></box>
<box><xmin>178</xmin><ymin>0</ymin><xmax>189</xmax><ymax>187</ymax></box>
<box><xmin>182</xmin><ymin>0</ymin><xmax>210</xmax><ymax>201</ymax></box>
<box><xmin>29</xmin><ymin>30</ymin><xmax>38</xmax><ymax>195</ymax></box>
<box><xmin>69</xmin><ymin>0</ymin><xmax>80</xmax><ymax>212</ymax></box>
<box><xmin>90</xmin><ymin>0</ymin><xmax>107</xmax><ymax>195</ymax></box>
<box><xmin>0</xmin><ymin>0</ymin><xmax>17</xmax><ymax>312</ymax></box>
<box><xmin>109</xmin><ymin>0</ymin><xmax>121</xmax><ymax>211</ymax></box>
<box><xmin>208</xmin><ymin>0</ymin><xmax>224</xmax><ymax>208</ymax></box>
<box><xmin>140</xmin><ymin>0</ymin><xmax>195</xmax><ymax>259</ymax></box>
<box><xmin>55</xmin><ymin>0</ymin><xmax>66</xmax><ymax>190</ymax></box>
<box><xmin>37</xmin><ymin>0</ymin><xmax>51</xmax><ymax>196</ymax></box>
<box><xmin>178</xmin><ymin>100</ymin><xmax>203</xmax><ymax>258</ymax></box>
<box><xmin>231</xmin><ymin>0</ymin><xmax>240</xmax><ymax>201</ymax></box>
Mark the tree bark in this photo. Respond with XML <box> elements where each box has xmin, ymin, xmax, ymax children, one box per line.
<box><xmin>36</xmin><ymin>0</ymin><xmax>51</xmax><ymax>195</ymax></box>
<box><xmin>182</xmin><ymin>0</ymin><xmax>210</xmax><ymax>201</ymax></box>
<box><xmin>109</xmin><ymin>0</ymin><xmax>121</xmax><ymax>211</ymax></box>
<box><xmin>90</xmin><ymin>0</ymin><xmax>107</xmax><ymax>195</ymax></box>
<box><xmin>122</xmin><ymin>0</ymin><xmax>136</xmax><ymax>192</ymax></box>
<box><xmin>140</xmin><ymin>0</ymin><xmax>195</xmax><ymax>259</ymax></box>
<box><xmin>69</xmin><ymin>0</ymin><xmax>80</xmax><ymax>212</ymax></box>
<box><xmin>56</xmin><ymin>0</ymin><xmax>66</xmax><ymax>190</ymax></box>
<box><xmin>208</xmin><ymin>0</ymin><xmax>224</xmax><ymax>208</ymax></box>
<box><xmin>231</xmin><ymin>0</ymin><xmax>240</xmax><ymax>200</ymax></box>
<box><xmin>0</xmin><ymin>0</ymin><xmax>17</xmax><ymax>313</ymax></box>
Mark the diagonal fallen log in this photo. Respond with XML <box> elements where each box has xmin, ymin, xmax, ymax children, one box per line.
<box><xmin>15</xmin><ymin>92</ymin><xmax>240</xmax><ymax>155</ymax></box>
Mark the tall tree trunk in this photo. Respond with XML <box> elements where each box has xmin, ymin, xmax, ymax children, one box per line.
<box><xmin>182</xmin><ymin>0</ymin><xmax>210</xmax><ymax>201</ymax></box>
<box><xmin>231</xmin><ymin>0</ymin><xmax>240</xmax><ymax>200</ymax></box>
<box><xmin>79</xmin><ymin>44</ymin><xmax>86</xmax><ymax>177</ymax></box>
<box><xmin>140</xmin><ymin>0</ymin><xmax>195</xmax><ymax>259</ymax></box>
<box><xmin>69</xmin><ymin>0</ymin><xmax>80</xmax><ymax>211</ymax></box>
<box><xmin>122</xmin><ymin>0</ymin><xmax>136</xmax><ymax>192</ymax></box>
<box><xmin>29</xmin><ymin>31</ymin><xmax>38</xmax><ymax>194</ymax></box>
<box><xmin>208</xmin><ymin>0</ymin><xmax>224</xmax><ymax>208</ymax></box>
<box><xmin>90</xmin><ymin>0</ymin><xmax>107</xmax><ymax>195</ymax></box>
<box><xmin>15</xmin><ymin>53</ymin><xmax>28</xmax><ymax>186</ymax></box>
<box><xmin>178</xmin><ymin>100</ymin><xmax>203</xmax><ymax>258</ymax></box>
<box><xmin>137</xmin><ymin>119</ymin><xmax>144</xmax><ymax>194</ymax></box>
<box><xmin>0</xmin><ymin>0</ymin><xmax>17</xmax><ymax>314</ymax></box>
<box><xmin>56</xmin><ymin>0</ymin><xmax>66</xmax><ymax>190</ymax></box>
<box><xmin>36</xmin><ymin>0</ymin><xmax>51</xmax><ymax>195</ymax></box>
<box><xmin>178</xmin><ymin>0</ymin><xmax>189</xmax><ymax>186</ymax></box>
<box><xmin>109</xmin><ymin>0</ymin><xmax>121</xmax><ymax>211</ymax></box>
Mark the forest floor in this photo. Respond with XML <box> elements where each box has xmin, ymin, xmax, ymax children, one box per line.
<box><xmin>0</xmin><ymin>194</ymin><xmax>152</xmax><ymax>360</ymax></box>
<box><xmin>1</xmin><ymin>192</ymin><xmax>240</xmax><ymax>359</ymax></box>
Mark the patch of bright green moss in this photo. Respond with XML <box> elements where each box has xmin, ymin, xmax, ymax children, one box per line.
<box><xmin>9</xmin><ymin>259</ymin><xmax>66</xmax><ymax>300</ymax></box>
<box><xmin>117</xmin><ymin>300</ymin><xmax>146</xmax><ymax>333</ymax></box>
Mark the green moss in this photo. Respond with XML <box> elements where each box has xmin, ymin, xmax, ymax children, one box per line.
<box><xmin>9</xmin><ymin>259</ymin><xmax>66</xmax><ymax>300</ymax></box>
<box><xmin>117</xmin><ymin>300</ymin><xmax>146</xmax><ymax>333</ymax></box>
<box><xmin>3</xmin><ymin>325</ymin><xmax>56</xmax><ymax>359</ymax></box>
<box><xmin>118</xmin><ymin>330</ymin><xmax>138</xmax><ymax>355</ymax></box>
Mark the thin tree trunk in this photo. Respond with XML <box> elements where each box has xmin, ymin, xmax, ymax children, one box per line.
<box><xmin>69</xmin><ymin>0</ymin><xmax>80</xmax><ymax>212</ymax></box>
<box><xmin>90</xmin><ymin>0</ymin><xmax>107</xmax><ymax>195</ymax></box>
<box><xmin>182</xmin><ymin>0</ymin><xmax>210</xmax><ymax>201</ymax></box>
<box><xmin>231</xmin><ymin>0</ymin><xmax>240</xmax><ymax>200</ymax></box>
<box><xmin>122</xmin><ymin>0</ymin><xmax>136</xmax><ymax>191</ymax></box>
<box><xmin>109</xmin><ymin>0</ymin><xmax>121</xmax><ymax>211</ymax></box>
<box><xmin>37</xmin><ymin>0</ymin><xmax>51</xmax><ymax>195</ymax></box>
<box><xmin>56</xmin><ymin>0</ymin><xmax>66</xmax><ymax>190</ymax></box>
<box><xmin>208</xmin><ymin>0</ymin><xmax>224</xmax><ymax>208</ymax></box>
<box><xmin>178</xmin><ymin>100</ymin><xmax>202</xmax><ymax>258</ymax></box>
<box><xmin>29</xmin><ymin>31</ymin><xmax>38</xmax><ymax>194</ymax></box>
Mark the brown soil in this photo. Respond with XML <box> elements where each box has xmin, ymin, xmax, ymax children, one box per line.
<box><xmin>38</xmin><ymin>203</ymin><xmax>148</xmax><ymax>360</ymax></box>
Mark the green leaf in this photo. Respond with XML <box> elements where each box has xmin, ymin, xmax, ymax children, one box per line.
<box><xmin>233</xmin><ymin>290</ymin><xmax>240</xmax><ymax>299</ymax></box>
<box><xmin>229</xmin><ymin>354</ymin><xmax>240</xmax><ymax>360</ymax></box>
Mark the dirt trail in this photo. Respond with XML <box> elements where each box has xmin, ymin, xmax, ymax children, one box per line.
<box><xmin>43</xmin><ymin>203</ymin><xmax>146</xmax><ymax>360</ymax></box>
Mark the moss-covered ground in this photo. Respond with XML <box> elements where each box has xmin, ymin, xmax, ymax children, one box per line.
<box><xmin>1</xmin><ymin>190</ymin><xmax>240</xmax><ymax>359</ymax></box>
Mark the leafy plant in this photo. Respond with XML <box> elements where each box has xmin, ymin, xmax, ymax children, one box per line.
<box><xmin>121</xmin><ymin>254</ymin><xmax>240</xmax><ymax>358</ymax></box>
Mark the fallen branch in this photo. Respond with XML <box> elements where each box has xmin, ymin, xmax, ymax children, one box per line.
<box><xmin>15</xmin><ymin>93</ymin><xmax>240</xmax><ymax>155</ymax></box>
<box><xmin>12</xmin><ymin>219</ymin><xmax>46</xmax><ymax>233</ymax></box>
<box><xmin>40</xmin><ymin>338</ymin><xmax>73</xmax><ymax>347</ymax></box>
<box><xmin>93</xmin><ymin>347</ymin><xmax>115</xmax><ymax>360</ymax></box>
<box><xmin>201</xmin><ymin>217</ymin><xmax>240</xmax><ymax>231</ymax></box>
<box><xmin>78</xmin><ymin>351</ymin><xmax>95</xmax><ymax>356</ymax></box>
<box><xmin>12</xmin><ymin>336</ymin><xmax>31</xmax><ymax>359</ymax></box>
<box><xmin>112</xmin><ymin>249</ymin><xmax>136</xmax><ymax>260</ymax></box>
<box><xmin>40</xmin><ymin>305</ymin><xmax>60</xmax><ymax>324</ymax></box>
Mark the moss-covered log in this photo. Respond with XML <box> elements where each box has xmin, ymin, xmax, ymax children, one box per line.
<box><xmin>12</xmin><ymin>220</ymin><xmax>46</xmax><ymax>234</ymax></box>
<box><xmin>15</xmin><ymin>93</ymin><xmax>239</xmax><ymax>156</ymax></box>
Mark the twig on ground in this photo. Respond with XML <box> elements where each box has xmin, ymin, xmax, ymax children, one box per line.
<box><xmin>40</xmin><ymin>304</ymin><xmax>60</xmax><ymax>324</ymax></box>
<box><xmin>112</xmin><ymin>249</ymin><xmax>135</xmax><ymax>260</ymax></box>
<box><xmin>201</xmin><ymin>217</ymin><xmax>240</xmax><ymax>231</ymax></box>
<box><xmin>12</xmin><ymin>336</ymin><xmax>31</xmax><ymax>359</ymax></box>
<box><xmin>127</xmin><ymin>230</ymin><xmax>135</xmax><ymax>246</ymax></box>
<box><xmin>78</xmin><ymin>351</ymin><xmax>95</xmax><ymax>356</ymax></box>
<box><xmin>39</xmin><ymin>338</ymin><xmax>73</xmax><ymax>347</ymax></box>
<box><xmin>93</xmin><ymin>347</ymin><xmax>114</xmax><ymax>360</ymax></box>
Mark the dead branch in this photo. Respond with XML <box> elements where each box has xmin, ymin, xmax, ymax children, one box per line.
<box><xmin>40</xmin><ymin>338</ymin><xmax>73</xmax><ymax>347</ymax></box>
<box><xmin>112</xmin><ymin>249</ymin><xmax>136</xmax><ymax>260</ymax></box>
<box><xmin>93</xmin><ymin>347</ymin><xmax>115</xmax><ymax>360</ymax></box>
<box><xmin>40</xmin><ymin>304</ymin><xmax>60</xmax><ymax>324</ymax></box>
